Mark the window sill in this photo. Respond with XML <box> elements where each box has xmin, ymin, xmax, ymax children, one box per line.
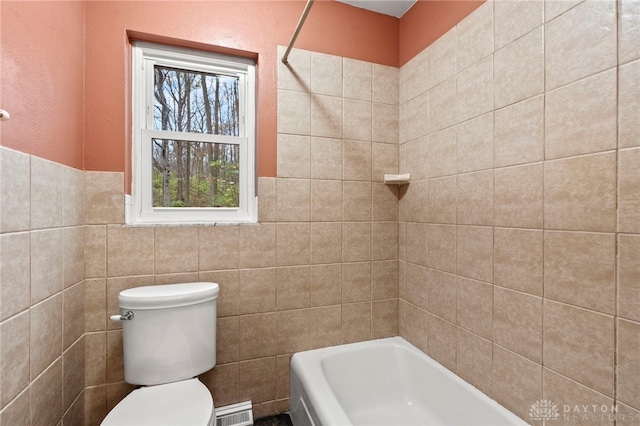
<box><xmin>124</xmin><ymin>195</ymin><xmax>258</xmax><ymax>227</ymax></box>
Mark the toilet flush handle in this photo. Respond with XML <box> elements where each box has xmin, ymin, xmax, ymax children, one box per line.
<box><xmin>109</xmin><ymin>311</ymin><xmax>134</xmax><ymax>321</ymax></box>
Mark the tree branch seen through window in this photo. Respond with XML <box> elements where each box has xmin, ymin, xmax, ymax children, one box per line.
<box><xmin>152</xmin><ymin>66</ymin><xmax>240</xmax><ymax>208</ymax></box>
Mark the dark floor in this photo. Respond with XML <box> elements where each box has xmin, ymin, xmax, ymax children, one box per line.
<box><xmin>254</xmin><ymin>413</ymin><xmax>293</xmax><ymax>426</ymax></box>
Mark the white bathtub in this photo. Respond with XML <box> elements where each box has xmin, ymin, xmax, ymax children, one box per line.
<box><xmin>289</xmin><ymin>337</ymin><xmax>528</xmax><ymax>426</ymax></box>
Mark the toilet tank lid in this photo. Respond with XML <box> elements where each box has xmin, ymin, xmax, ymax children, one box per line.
<box><xmin>119</xmin><ymin>282</ymin><xmax>219</xmax><ymax>310</ymax></box>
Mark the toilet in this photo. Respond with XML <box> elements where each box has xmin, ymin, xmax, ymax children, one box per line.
<box><xmin>102</xmin><ymin>282</ymin><xmax>219</xmax><ymax>426</ymax></box>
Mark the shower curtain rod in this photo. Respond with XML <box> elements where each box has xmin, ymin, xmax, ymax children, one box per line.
<box><xmin>281</xmin><ymin>0</ymin><xmax>315</xmax><ymax>64</ymax></box>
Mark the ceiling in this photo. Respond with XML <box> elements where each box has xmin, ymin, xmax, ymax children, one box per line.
<box><xmin>336</xmin><ymin>0</ymin><xmax>417</xmax><ymax>18</ymax></box>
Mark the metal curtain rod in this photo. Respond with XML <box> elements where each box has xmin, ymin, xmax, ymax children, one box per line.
<box><xmin>282</xmin><ymin>0</ymin><xmax>315</xmax><ymax>64</ymax></box>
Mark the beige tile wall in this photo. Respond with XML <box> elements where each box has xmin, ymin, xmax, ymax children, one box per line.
<box><xmin>399</xmin><ymin>0</ymin><xmax>640</xmax><ymax>422</ymax></box>
<box><xmin>0</xmin><ymin>147</ymin><xmax>86</xmax><ymax>425</ymax></box>
<box><xmin>80</xmin><ymin>47</ymin><xmax>400</xmax><ymax>423</ymax></box>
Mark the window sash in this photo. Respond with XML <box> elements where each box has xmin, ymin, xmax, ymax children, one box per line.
<box><xmin>152</xmin><ymin>66</ymin><xmax>241</xmax><ymax>136</ymax></box>
<box><xmin>144</xmin><ymin>59</ymin><xmax>248</xmax><ymax>137</ymax></box>
<box><xmin>140</xmin><ymin>128</ymin><xmax>249</xmax><ymax>215</ymax></box>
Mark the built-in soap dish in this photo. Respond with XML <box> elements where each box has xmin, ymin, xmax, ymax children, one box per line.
<box><xmin>383</xmin><ymin>173</ymin><xmax>410</xmax><ymax>185</ymax></box>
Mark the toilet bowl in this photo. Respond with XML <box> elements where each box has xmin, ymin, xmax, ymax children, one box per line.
<box><xmin>101</xmin><ymin>282</ymin><xmax>219</xmax><ymax>426</ymax></box>
<box><xmin>101</xmin><ymin>379</ymin><xmax>214</xmax><ymax>426</ymax></box>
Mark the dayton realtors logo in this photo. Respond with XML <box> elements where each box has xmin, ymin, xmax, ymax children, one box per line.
<box><xmin>529</xmin><ymin>400</ymin><xmax>560</xmax><ymax>422</ymax></box>
<box><xmin>529</xmin><ymin>400</ymin><xmax>640</xmax><ymax>423</ymax></box>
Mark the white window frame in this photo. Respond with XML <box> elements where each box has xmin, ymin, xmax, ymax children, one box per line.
<box><xmin>130</xmin><ymin>41</ymin><xmax>257</xmax><ymax>224</ymax></box>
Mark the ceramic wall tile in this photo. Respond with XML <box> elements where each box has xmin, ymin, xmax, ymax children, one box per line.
<box><xmin>545</xmin><ymin>0</ymin><xmax>616</xmax><ymax>90</ymax></box>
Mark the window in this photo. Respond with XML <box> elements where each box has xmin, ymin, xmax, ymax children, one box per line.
<box><xmin>130</xmin><ymin>42</ymin><xmax>256</xmax><ymax>224</ymax></box>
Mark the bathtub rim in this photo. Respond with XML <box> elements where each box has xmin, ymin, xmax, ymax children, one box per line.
<box><xmin>291</xmin><ymin>337</ymin><xmax>410</xmax><ymax>425</ymax></box>
<box><xmin>289</xmin><ymin>336</ymin><xmax>528</xmax><ymax>426</ymax></box>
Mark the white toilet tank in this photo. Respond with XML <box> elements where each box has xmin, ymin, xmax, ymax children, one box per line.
<box><xmin>117</xmin><ymin>282</ymin><xmax>219</xmax><ymax>386</ymax></box>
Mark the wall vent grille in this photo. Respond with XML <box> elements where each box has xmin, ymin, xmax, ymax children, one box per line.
<box><xmin>215</xmin><ymin>401</ymin><xmax>253</xmax><ymax>426</ymax></box>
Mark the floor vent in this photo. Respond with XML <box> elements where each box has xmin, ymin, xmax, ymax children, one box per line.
<box><xmin>216</xmin><ymin>401</ymin><xmax>253</xmax><ymax>426</ymax></box>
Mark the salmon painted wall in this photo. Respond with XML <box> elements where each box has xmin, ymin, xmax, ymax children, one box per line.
<box><xmin>0</xmin><ymin>0</ymin><xmax>484</xmax><ymax>176</ymax></box>
<box><xmin>83</xmin><ymin>0</ymin><xmax>399</xmax><ymax>180</ymax></box>
<box><xmin>0</xmin><ymin>1</ymin><xmax>85</xmax><ymax>169</ymax></box>
<box><xmin>399</xmin><ymin>0</ymin><xmax>486</xmax><ymax>66</ymax></box>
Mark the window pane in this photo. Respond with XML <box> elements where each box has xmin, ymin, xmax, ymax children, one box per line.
<box><xmin>152</xmin><ymin>139</ymin><xmax>239</xmax><ymax>208</ymax></box>
<box><xmin>154</xmin><ymin>66</ymin><xmax>240</xmax><ymax>136</ymax></box>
